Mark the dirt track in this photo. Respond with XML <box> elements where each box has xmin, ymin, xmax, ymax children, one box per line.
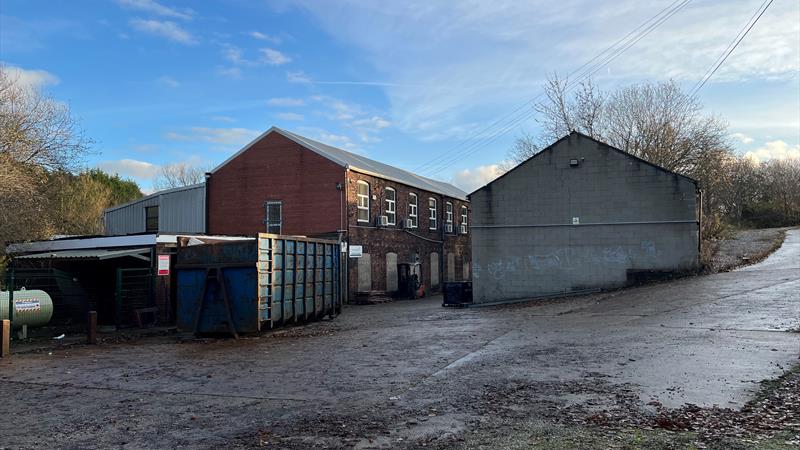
<box><xmin>1</xmin><ymin>231</ymin><xmax>799</xmax><ymax>449</ymax></box>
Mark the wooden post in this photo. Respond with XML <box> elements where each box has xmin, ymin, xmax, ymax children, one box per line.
<box><xmin>87</xmin><ymin>311</ymin><xmax>97</xmax><ymax>344</ymax></box>
<box><xmin>1</xmin><ymin>319</ymin><xmax>10</xmax><ymax>358</ymax></box>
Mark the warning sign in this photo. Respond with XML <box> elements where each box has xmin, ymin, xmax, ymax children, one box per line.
<box><xmin>157</xmin><ymin>254</ymin><xmax>170</xmax><ymax>276</ymax></box>
<box><xmin>15</xmin><ymin>300</ymin><xmax>41</xmax><ymax>312</ymax></box>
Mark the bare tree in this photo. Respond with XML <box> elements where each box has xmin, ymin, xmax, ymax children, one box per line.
<box><xmin>152</xmin><ymin>162</ymin><xmax>208</xmax><ymax>190</ymax></box>
<box><xmin>504</xmin><ymin>131</ymin><xmax>540</xmax><ymax>169</ymax></box>
<box><xmin>512</xmin><ymin>77</ymin><xmax>731</xmax><ymax>176</ymax></box>
<box><xmin>1</xmin><ymin>66</ymin><xmax>94</xmax><ymax>255</ymax></box>
<box><xmin>0</xmin><ymin>65</ymin><xmax>92</xmax><ymax>171</ymax></box>
<box><xmin>762</xmin><ymin>158</ymin><xmax>800</xmax><ymax>218</ymax></box>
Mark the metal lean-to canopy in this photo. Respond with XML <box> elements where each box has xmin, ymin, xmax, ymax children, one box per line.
<box><xmin>15</xmin><ymin>247</ymin><xmax>152</xmax><ymax>262</ymax></box>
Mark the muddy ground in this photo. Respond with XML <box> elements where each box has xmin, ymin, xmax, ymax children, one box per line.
<box><xmin>1</xmin><ymin>230</ymin><xmax>799</xmax><ymax>449</ymax></box>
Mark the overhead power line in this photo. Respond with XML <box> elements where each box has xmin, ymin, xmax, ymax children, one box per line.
<box><xmin>417</xmin><ymin>0</ymin><xmax>693</xmax><ymax>176</ymax></box>
<box><xmin>411</xmin><ymin>0</ymin><xmax>687</xmax><ymax>174</ymax></box>
<box><xmin>690</xmin><ymin>0</ymin><xmax>774</xmax><ymax>97</ymax></box>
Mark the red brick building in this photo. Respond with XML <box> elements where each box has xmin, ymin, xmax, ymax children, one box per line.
<box><xmin>207</xmin><ymin>127</ymin><xmax>471</xmax><ymax>301</ymax></box>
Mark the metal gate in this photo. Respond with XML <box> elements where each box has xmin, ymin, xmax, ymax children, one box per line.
<box><xmin>115</xmin><ymin>268</ymin><xmax>154</xmax><ymax>327</ymax></box>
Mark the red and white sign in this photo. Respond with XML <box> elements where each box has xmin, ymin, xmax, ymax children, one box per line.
<box><xmin>157</xmin><ymin>254</ymin><xmax>170</xmax><ymax>276</ymax></box>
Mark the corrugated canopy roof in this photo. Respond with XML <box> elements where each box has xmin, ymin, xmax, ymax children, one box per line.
<box><xmin>15</xmin><ymin>247</ymin><xmax>152</xmax><ymax>261</ymax></box>
<box><xmin>212</xmin><ymin>127</ymin><xmax>468</xmax><ymax>200</ymax></box>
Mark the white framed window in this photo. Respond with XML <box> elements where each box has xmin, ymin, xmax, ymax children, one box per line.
<box><xmin>264</xmin><ymin>201</ymin><xmax>282</xmax><ymax>234</ymax></box>
<box><xmin>446</xmin><ymin>202</ymin><xmax>453</xmax><ymax>225</ymax></box>
<box><xmin>385</xmin><ymin>187</ymin><xmax>396</xmax><ymax>225</ymax></box>
<box><xmin>357</xmin><ymin>181</ymin><xmax>370</xmax><ymax>223</ymax></box>
<box><xmin>408</xmin><ymin>193</ymin><xmax>418</xmax><ymax>228</ymax></box>
<box><xmin>428</xmin><ymin>197</ymin><xmax>437</xmax><ymax>230</ymax></box>
<box><xmin>460</xmin><ymin>205</ymin><xmax>468</xmax><ymax>234</ymax></box>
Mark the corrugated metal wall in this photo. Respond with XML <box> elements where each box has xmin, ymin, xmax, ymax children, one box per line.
<box><xmin>104</xmin><ymin>184</ymin><xmax>206</xmax><ymax>235</ymax></box>
<box><xmin>160</xmin><ymin>185</ymin><xmax>205</xmax><ymax>233</ymax></box>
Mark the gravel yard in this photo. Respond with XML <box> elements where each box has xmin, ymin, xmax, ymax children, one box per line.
<box><xmin>1</xmin><ymin>230</ymin><xmax>798</xmax><ymax>449</ymax></box>
<box><xmin>708</xmin><ymin>227</ymin><xmax>792</xmax><ymax>273</ymax></box>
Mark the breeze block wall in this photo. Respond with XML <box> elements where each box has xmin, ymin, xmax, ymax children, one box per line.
<box><xmin>470</xmin><ymin>132</ymin><xmax>699</xmax><ymax>304</ymax></box>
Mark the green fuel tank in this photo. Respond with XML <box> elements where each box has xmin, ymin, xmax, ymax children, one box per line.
<box><xmin>1</xmin><ymin>289</ymin><xmax>54</xmax><ymax>328</ymax></box>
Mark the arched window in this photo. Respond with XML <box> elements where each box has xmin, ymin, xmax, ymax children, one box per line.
<box><xmin>357</xmin><ymin>181</ymin><xmax>370</xmax><ymax>223</ymax></box>
<box><xmin>385</xmin><ymin>187</ymin><xmax>396</xmax><ymax>225</ymax></box>
<box><xmin>428</xmin><ymin>197</ymin><xmax>437</xmax><ymax>230</ymax></box>
<box><xmin>460</xmin><ymin>205</ymin><xmax>468</xmax><ymax>234</ymax></box>
<box><xmin>445</xmin><ymin>202</ymin><xmax>453</xmax><ymax>232</ymax></box>
<box><xmin>408</xmin><ymin>193</ymin><xmax>418</xmax><ymax>228</ymax></box>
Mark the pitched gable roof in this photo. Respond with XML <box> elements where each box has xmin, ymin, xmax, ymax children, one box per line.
<box><xmin>211</xmin><ymin>126</ymin><xmax>468</xmax><ymax>200</ymax></box>
<box><xmin>469</xmin><ymin>131</ymin><xmax>697</xmax><ymax>196</ymax></box>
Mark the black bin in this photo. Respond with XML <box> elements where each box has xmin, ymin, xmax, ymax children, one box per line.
<box><xmin>442</xmin><ymin>281</ymin><xmax>472</xmax><ymax>306</ymax></box>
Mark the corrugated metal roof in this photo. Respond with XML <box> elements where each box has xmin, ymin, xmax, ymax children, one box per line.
<box><xmin>15</xmin><ymin>247</ymin><xmax>152</xmax><ymax>261</ymax></box>
<box><xmin>211</xmin><ymin>127</ymin><xmax>468</xmax><ymax>200</ymax></box>
<box><xmin>104</xmin><ymin>183</ymin><xmax>205</xmax><ymax>213</ymax></box>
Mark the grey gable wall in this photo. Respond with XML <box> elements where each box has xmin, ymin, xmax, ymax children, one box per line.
<box><xmin>470</xmin><ymin>133</ymin><xmax>699</xmax><ymax>303</ymax></box>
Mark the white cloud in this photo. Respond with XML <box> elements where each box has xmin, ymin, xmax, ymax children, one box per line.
<box><xmin>276</xmin><ymin>112</ymin><xmax>304</xmax><ymax>121</ymax></box>
<box><xmin>317</xmin><ymin>132</ymin><xmax>356</xmax><ymax>149</ymax></box>
<box><xmin>351</xmin><ymin>116</ymin><xmax>391</xmax><ymax>130</ymax></box>
<box><xmin>2</xmin><ymin>65</ymin><xmax>60</xmax><ymax>90</ymax></box>
<box><xmin>288</xmin><ymin>0</ymin><xmax>799</xmax><ymax>141</ymax></box>
<box><xmin>731</xmin><ymin>132</ymin><xmax>754</xmax><ymax>145</ymax></box>
<box><xmin>222</xmin><ymin>45</ymin><xmax>244</xmax><ymax>64</ymax></box>
<box><xmin>745</xmin><ymin>140</ymin><xmax>800</xmax><ymax>163</ymax></box>
<box><xmin>156</xmin><ymin>75</ymin><xmax>179</xmax><ymax>87</ymax></box>
<box><xmin>451</xmin><ymin>164</ymin><xmax>505</xmax><ymax>192</ymax></box>
<box><xmin>268</xmin><ymin>97</ymin><xmax>305</xmax><ymax>106</ymax></box>
<box><xmin>129</xmin><ymin>18</ymin><xmax>196</xmax><ymax>44</ymax></box>
<box><xmin>249</xmin><ymin>31</ymin><xmax>281</xmax><ymax>44</ymax></box>
<box><xmin>210</xmin><ymin>115</ymin><xmax>236</xmax><ymax>122</ymax></box>
<box><xmin>286</xmin><ymin>70</ymin><xmax>311</xmax><ymax>83</ymax></box>
<box><xmin>216</xmin><ymin>66</ymin><xmax>242</xmax><ymax>79</ymax></box>
<box><xmin>165</xmin><ymin>127</ymin><xmax>261</xmax><ymax>145</ymax></box>
<box><xmin>97</xmin><ymin>158</ymin><xmax>159</xmax><ymax>179</ymax></box>
<box><xmin>115</xmin><ymin>0</ymin><xmax>194</xmax><ymax>20</ymax></box>
<box><xmin>260</xmin><ymin>48</ymin><xmax>291</xmax><ymax>65</ymax></box>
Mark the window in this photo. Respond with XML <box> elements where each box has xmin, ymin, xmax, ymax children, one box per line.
<box><xmin>357</xmin><ymin>181</ymin><xmax>370</xmax><ymax>223</ymax></box>
<box><xmin>460</xmin><ymin>205</ymin><xmax>468</xmax><ymax>234</ymax></box>
<box><xmin>264</xmin><ymin>201</ymin><xmax>282</xmax><ymax>234</ymax></box>
<box><xmin>145</xmin><ymin>206</ymin><xmax>159</xmax><ymax>233</ymax></box>
<box><xmin>446</xmin><ymin>202</ymin><xmax>453</xmax><ymax>229</ymax></box>
<box><xmin>385</xmin><ymin>187</ymin><xmax>396</xmax><ymax>225</ymax></box>
<box><xmin>428</xmin><ymin>197</ymin><xmax>437</xmax><ymax>230</ymax></box>
<box><xmin>408</xmin><ymin>193</ymin><xmax>418</xmax><ymax>228</ymax></box>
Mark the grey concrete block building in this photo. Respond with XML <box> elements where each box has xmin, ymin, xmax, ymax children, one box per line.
<box><xmin>469</xmin><ymin>132</ymin><xmax>700</xmax><ymax>304</ymax></box>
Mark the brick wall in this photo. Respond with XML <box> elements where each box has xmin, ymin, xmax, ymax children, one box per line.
<box><xmin>207</xmin><ymin>133</ymin><xmax>345</xmax><ymax>237</ymax></box>
<box><xmin>205</xmin><ymin>130</ymin><xmax>472</xmax><ymax>300</ymax></box>
<box><xmin>345</xmin><ymin>171</ymin><xmax>471</xmax><ymax>295</ymax></box>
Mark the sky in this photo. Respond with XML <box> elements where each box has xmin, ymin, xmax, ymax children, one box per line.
<box><xmin>2</xmin><ymin>0</ymin><xmax>798</xmax><ymax>193</ymax></box>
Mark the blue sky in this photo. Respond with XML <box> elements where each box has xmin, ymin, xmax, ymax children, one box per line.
<box><xmin>2</xmin><ymin>0</ymin><xmax>798</xmax><ymax>193</ymax></box>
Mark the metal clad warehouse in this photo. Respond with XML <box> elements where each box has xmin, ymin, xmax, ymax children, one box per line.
<box><xmin>469</xmin><ymin>132</ymin><xmax>700</xmax><ymax>304</ymax></box>
<box><xmin>104</xmin><ymin>184</ymin><xmax>206</xmax><ymax>235</ymax></box>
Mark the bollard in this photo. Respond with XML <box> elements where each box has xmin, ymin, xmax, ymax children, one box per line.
<box><xmin>87</xmin><ymin>311</ymin><xmax>97</xmax><ymax>345</ymax></box>
<box><xmin>1</xmin><ymin>319</ymin><xmax>10</xmax><ymax>358</ymax></box>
